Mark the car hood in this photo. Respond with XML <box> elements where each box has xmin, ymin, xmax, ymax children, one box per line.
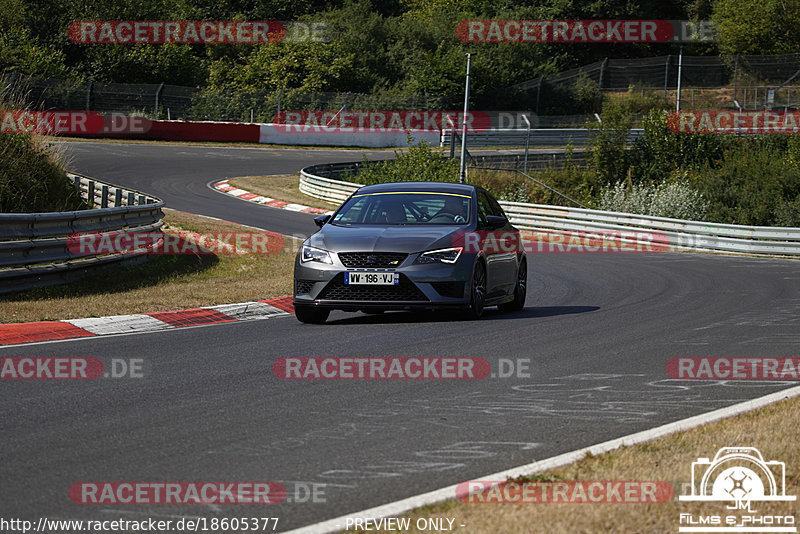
<box><xmin>308</xmin><ymin>224</ymin><xmax>462</xmax><ymax>254</ymax></box>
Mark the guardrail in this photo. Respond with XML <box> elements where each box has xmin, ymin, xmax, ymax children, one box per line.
<box><xmin>440</xmin><ymin>128</ymin><xmax>644</xmax><ymax>148</ymax></box>
<box><xmin>298</xmin><ymin>164</ymin><xmax>800</xmax><ymax>257</ymax></box>
<box><xmin>0</xmin><ymin>173</ymin><xmax>164</xmax><ymax>294</ymax></box>
<box><xmin>298</xmin><ymin>152</ymin><xmax>586</xmax><ymax>204</ymax></box>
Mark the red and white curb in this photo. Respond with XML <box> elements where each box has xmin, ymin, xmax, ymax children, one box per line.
<box><xmin>0</xmin><ymin>296</ymin><xmax>293</xmax><ymax>346</ymax></box>
<box><xmin>213</xmin><ymin>179</ymin><xmax>333</xmax><ymax>215</ymax></box>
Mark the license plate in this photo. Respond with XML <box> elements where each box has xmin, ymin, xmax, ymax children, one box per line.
<box><xmin>344</xmin><ymin>272</ymin><xmax>399</xmax><ymax>285</ymax></box>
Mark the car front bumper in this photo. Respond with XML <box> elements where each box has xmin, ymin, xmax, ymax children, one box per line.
<box><xmin>293</xmin><ymin>252</ymin><xmax>474</xmax><ymax>311</ymax></box>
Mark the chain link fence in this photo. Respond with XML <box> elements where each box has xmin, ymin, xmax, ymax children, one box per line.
<box><xmin>501</xmin><ymin>53</ymin><xmax>800</xmax><ymax>114</ymax></box>
<box><xmin>1</xmin><ymin>71</ymin><xmax>453</xmax><ymax>123</ymax></box>
<box><xmin>5</xmin><ymin>52</ymin><xmax>800</xmax><ymax>125</ymax></box>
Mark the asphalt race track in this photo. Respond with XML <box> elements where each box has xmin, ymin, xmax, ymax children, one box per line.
<box><xmin>2</xmin><ymin>141</ymin><xmax>799</xmax><ymax>531</ymax></box>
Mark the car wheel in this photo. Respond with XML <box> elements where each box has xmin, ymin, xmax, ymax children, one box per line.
<box><xmin>462</xmin><ymin>259</ymin><xmax>486</xmax><ymax>320</ymax></box>
<box><xmin>295</xmin><ymin>305</ymin><xmax>330</xmax><ymax>324</ymax></box>
<box><xmin>499</xmin><ymin>257</ymin><xmax>527</xmax><ymax>312</ymax></box>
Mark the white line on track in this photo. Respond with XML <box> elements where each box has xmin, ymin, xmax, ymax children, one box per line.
<box><xmin>285</xmin><ymin>384</ymin><xmax>800</xmax><ymax>534</ymax></box>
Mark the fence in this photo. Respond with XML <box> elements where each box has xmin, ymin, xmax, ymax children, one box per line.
<box><xmin>298</xmin><ymin>164</ymin><xmax>800</xmax><ymax>257</ymax></box>
<box><xmin>501</xmin><ymin>53</ymin><xmax>800</xmax><ymax>114</ymax></box>
<box><xmin>440</xmin><ymin>128</ymin><xmax>643</xmax><ymax>148</ymax></box>
<box><xmin>1</xmin><ymin>71</ymin><xmax>452</xmax><ymax>123</ymax></box>
<box><xmin>298</xmin><ymin>152</ymin><xmax>587</xmax><ymax>199</ymax></box>
<box><xmin>7</xmin><ymin>52</ymin><xmax>800</xmax><ymax>125</ymax></box>
<box><xmin>0</xmin><ymin>174</ymin><xmax>164</xmax><ymax>294</ymax></box>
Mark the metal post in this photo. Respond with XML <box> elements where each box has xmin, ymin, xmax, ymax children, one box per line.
<box><xmin>521</xmin><ymin>114</ymin><xmax>531</xmax><ymax>172</ymax></box>
<box><xmin>101</xmin><ymin>185</ymin><xmax>109</xmax><ymax>208</ymax></box>
<box><xmin>664</xmin><ymin>55</ymin><xmax>671</xmax><ymax>102</ymax></box>
<box><xmin>732</xmin><ymin>55</ymin><xmax>739</xmax><ymax>104</ymax></box>
<box><xmin>597</xmin><ymin>58</ymin><xmax>608</xmax><ymax>110</ymax></box>
<box><xmin>154</xmin><ymin>83</ymin><xmax>164</xmax><ymax>119</ymax></box>
<box><xmin>86</xmin><ymin>81</ymin><xmax>92</xmax><ymax>111</ymax></box>
<box><xmin>676</xmin><ymin>46</ymin><xmax>684</xmax><ymax>112</ymax></box>
<box><xmin>449</xmin><ymin>122</ymin><xmax>456</xmax><ymax>159</ymax></box>
<box><xmin>459</xmin><ymin>53</ymin><xmax>473</xmax><ymax>184</ymax></box>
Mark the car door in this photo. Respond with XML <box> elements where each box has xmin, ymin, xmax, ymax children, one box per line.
<box><xmin>476</xmin><ymin>189</ymin><xmax>512</xmax><ymax>299</ymax></box>
<box><xmin>485</xmin><ymin>192</ymin><xmax>520</xmax><ymax>296</ymax></box>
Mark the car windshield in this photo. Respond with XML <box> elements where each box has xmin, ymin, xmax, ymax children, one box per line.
<box><xmin>331</xmin><ymin>191</ymin><xmax>471</xmax><ymax>225</ymax></box>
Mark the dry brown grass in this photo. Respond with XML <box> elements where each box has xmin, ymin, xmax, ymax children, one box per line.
<box><xmin>228</xmin><ymin>174</ymin><xmax>340</xmax><ymax>210</ymax></box>
<box><xmin>0</xmin><ymin>209</ymin><xmax>297</xmax><ymax>322</ymax></box>
<box><xmin>353</xmin><ymin>394</ymin><xmax>800</xmax><ymax>533</ymax></box>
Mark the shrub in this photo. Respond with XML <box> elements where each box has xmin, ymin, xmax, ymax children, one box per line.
<box><xmin>597</xmin><ymin>177</ymin><xmax>710</xmax><ymax>220</ymax></box>
<box><xmin>351</xmin><ymin>136</ymin><xmax>458</xmax><ymax>185</ymax></box>
<box><xmin>693</xmin><ymin>140</ymin><xmax>800</xmax><ymax>226</ymax></box>
<box><xmin>0</xmin><ymin>94</ymin><xmax>87</xmax><ymax>213</ymax></box>
<box><xmin>588</xmin><ymin>101</ymin><xmax>633</xmax><ymax>183</ymax></box>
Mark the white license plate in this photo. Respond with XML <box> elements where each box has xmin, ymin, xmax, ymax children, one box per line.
<box><xmin>344</xmin><ymin>272</ymin><xmax>399</xmax><ymax>285</ymax></box>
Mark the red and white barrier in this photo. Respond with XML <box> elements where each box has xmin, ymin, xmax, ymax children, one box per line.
<box><xmin>68</xmin><ymin>118</ymin><xmax>441</xmax><ymax>147</ymax></box>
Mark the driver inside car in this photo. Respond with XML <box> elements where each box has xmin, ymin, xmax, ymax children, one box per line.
<box><xmin>434</xmin><ymin>196</ymin><xmax>467</xmax><ymax>223</ymax></box>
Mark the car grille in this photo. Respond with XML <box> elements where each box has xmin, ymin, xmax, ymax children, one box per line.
<box><xmin>337</xmin><ymin>252</ymin><xmax>408</xmax><ymax>268</ymax></box>
<box><xmin>431</xmin><ymin>281</ymin><xmax>465</xmax><ymax>299</ymax></box>
<box><xmin>295</xmin><ymin>280</ymin><xmax>315</xmax><ymax>294</ymax></box>
<box><xmin>318</xmin><ymin>273</ymin><xmax>428</xmax><ymax>301</ymax></box>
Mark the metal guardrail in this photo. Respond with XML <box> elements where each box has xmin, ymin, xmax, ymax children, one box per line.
<box><xmin>299</xmin><ymin>164</ymin><xmax>800</xmax><ymax>257</ymax></box>
<box><xmin>298</xmin><ymin>152</ymin><xmax>585</xmax><ymax>203</ymax></box>
<box><xmin>440</xmin><ymin>128</ymin><xmax>644</xmax><ymax>148</ymax></box>
<box><xmin>0</xmin><ymin>173</ymin><xmax>164</xmax><ymax>294</ymax></box>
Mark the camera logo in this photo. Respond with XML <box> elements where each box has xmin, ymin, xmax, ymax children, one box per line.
<box><xmin>680</xmin><ymin>447</ymin><xmax>793</xmax><ymax>503</ymax></box>
<box><xmin>678</xmin><ymin>447</ymin><xmax>796</xmax><ymax>533</ymax></box>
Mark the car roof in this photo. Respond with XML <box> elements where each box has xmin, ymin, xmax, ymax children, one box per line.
<box><xmin>355</xmin><ymin>182</ymin><xmax>476</xmax><ymax>195</ymax></box>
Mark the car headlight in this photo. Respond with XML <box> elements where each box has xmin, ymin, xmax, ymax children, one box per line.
<box><xmin>414</xmin><ymin>247</ymin><xmax>462</xmax><ymax>264</ymax></box>
<box><xmin>301</xmin><ymin>245</ymin><xmax>333</xmax><ymax>264</ymax></box>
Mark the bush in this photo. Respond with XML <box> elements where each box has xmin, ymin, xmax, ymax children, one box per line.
<box><xmin>0</xmin><ymin>95</ymin><xmax>87</xmax><ymax>213</ymax></box>
<box><xmin>588</xmin><ymin>101</ymin><xmax>633</xmax><ymax>183</ymax></box>
<box><xmin>597</xmin><ymin>177</ymin><xmax>710</xmax><ymax>220</ymax></box>
<box><xmin>693</xmin><ymin>140</ymin><xmax>800</xmax><ymax>226</ymax></box>
<box><xmin>0</xmin><ymin>133</ymin><xmax>87</xmax><ymax>213</ymax></box>
<box><xmin>628</xmin><ymin>109</ymin><xmax>735</xmax><ymax>183</ymax></box>
<box><xmin>351</xmin><ymin>136</ymin><xmax>458</xmax><ymax>185</ymax></box>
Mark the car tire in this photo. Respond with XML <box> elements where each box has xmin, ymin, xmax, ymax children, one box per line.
<box><xmin>462</xmin><ymin>259</ymin><xmax>486</xmax><ymax>320</ymax></box>
<box><xmin>499</xmin><ymin>257</ymin><xmax>527</xmax><ymax>312</ymax></box>
<box><xmin>295</xmin><ymin>305</ymin><xmax>330</xmax><ymax>324</ymax></box>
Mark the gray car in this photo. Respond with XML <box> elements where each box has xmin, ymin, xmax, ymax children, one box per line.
<box><xmin>293</xmin><ymin>181</ymin><xmax>527</xmax><ymax>323</ymax></box>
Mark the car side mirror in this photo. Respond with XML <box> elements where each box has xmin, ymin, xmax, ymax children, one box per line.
<box><xmin>314</xmin><ymin>214</ymin><xmax>331</xmax><ymax>228</ymax></box>
<box><xmin>485</xmin><ymin>215</ymin><xmax>508</xmax><ymax>229</ymax></box>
